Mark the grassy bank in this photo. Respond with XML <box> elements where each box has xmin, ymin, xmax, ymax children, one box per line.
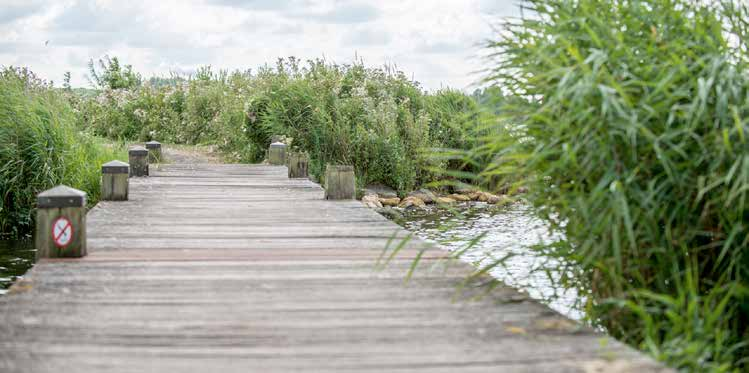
<box><xmin>0</xmin><ymin>67</ymin><xmax>127</xmax><ymax>238</ymax></box>
<box><xmin>477</xmin><ymin>0</ymin><xmax>749</xmax><ymax>370</ymax></box>
<box><xmin>77</xmin><ymin>58</ymin><xmax>484</xmax><ymax>194</ymax></box>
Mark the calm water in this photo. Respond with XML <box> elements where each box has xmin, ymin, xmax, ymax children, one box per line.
<box><xmin>0</xmin><ymin>240</ymin><xmax>35</xmax><ymax>295</ymax></box>
<box><xmin>396</xmin><ymin>202</ymin><xmax>584</xmax><ymax>320</ymax></box>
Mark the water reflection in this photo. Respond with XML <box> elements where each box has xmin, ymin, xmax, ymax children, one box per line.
<box><xmin>397</xmin><ymin>202</ymin><xmax>584</xmax><ymax>320</ymax></box>
<box><xmin>0</xmin><ymin>240</ymin><xmax>35</xmax><ymax>295</ymax></box>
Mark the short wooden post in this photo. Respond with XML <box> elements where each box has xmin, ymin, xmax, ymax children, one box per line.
<box><xmin>145</xmin><ymin>141</ymin><xmax>162</xmax><ymax>163</ymax></box>
<box><xmin>129</xmin><ymin>146</ymin><xmax>149</xmax><ymax>177</ymax></box>
<box><xmin>101</xmin><ymin>160</ymin><xmax>129</xmax><ymax>201</ymax></box>
<box><xmin>36</xmin><ymin>185</ymin><xmax>87</xmax><ymax>259</ymax></box>
<box><xmin>288</xmin><ymin>152</ymin><xmax>309</xmax><ymax>178</ymax></box>
<box><xmin>268</xmin><ymin>142</ymin><xmax>287</xmax><ymax>165</ymax></box>
<box><xmin>324</xmin><ymin>165</ymin><xmax>356</xmax><ymax>200</ymax></box>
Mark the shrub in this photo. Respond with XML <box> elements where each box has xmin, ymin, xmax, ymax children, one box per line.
<box><xmin>79</xmin><ymin>58</ymin><xmax>482</xmax><ymax>195</ymax></box>
<box><xmin>481</xmin><ymin>0</ymin><xmax>749</xmax><ymax>369</ymax></box>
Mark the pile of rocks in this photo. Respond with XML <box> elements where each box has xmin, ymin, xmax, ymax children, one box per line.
<box><xmin>360</xmin><ymin>185</ymin><xmax>511</xmax><ymax>210</ymax></box>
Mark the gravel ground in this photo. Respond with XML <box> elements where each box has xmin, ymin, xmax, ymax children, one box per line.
<box><xmin>161</xmin><ymin>144</ymin><xmax>223</xmax><ymax>164</ymax></box>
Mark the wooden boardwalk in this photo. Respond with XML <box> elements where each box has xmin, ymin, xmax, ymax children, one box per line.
<box><xmin>0</xmin><ymin>163</ymin><xmax>667</xmax><ymax>372</ymax></box>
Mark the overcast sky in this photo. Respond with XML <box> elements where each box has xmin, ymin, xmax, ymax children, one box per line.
<box><xmin>0</xmin><ymin>0</ymin><xmax>519</xmax><ymax>91</ymax></box>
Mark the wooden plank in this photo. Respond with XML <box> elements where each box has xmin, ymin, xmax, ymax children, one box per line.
<box><xmin>0</xmin><ymin>162</ymin><xmax>669</xmax><ymax>372</ymax></box>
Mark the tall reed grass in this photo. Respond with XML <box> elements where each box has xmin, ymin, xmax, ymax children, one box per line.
<box><xmin>0</xmin><ymin>67</ymin><xmax>127</xmax><ymax>238</ymax></box>
<box><xmin>475</xmin><ymin>0</ymin><xmax>749</xmax><ymax>369</ymax></box>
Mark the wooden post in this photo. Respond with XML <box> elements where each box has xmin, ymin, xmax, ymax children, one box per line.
<box><xmin>324</xmin><ymin>165</ymin><xmax>356</xmax><ymax>200</ymax></box>
<box><xmin>101</xmin><ymin>160</ymin><xmax>129</xmax><ymax>201</ymax></box>
<box><xmin>36</xmin><ymin>185</ymin><xmax>87</xmax><ymax>259</ymax></box>
<box><xmin>129</xmin><ymin>146</ymin><xmax>149</xmax><ymax>177</ymax></box>
<box><xmin>288</xmin><ymin>152</ymin><xmax>309</xmax><ymax>178</ymax></box>
<box><xmin>145</xmin><ymin>141</ymin><xmax>162</xmax><ymax>163</ymax></box>
<box><xmin>268</xmin><ymin>142</ymin><xmax>287</xmax><ymax>165</ymax></box>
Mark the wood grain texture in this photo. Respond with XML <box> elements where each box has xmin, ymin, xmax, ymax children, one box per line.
<box><xmin>288</xmin><ymin>152</ymin><xmax>309</xmax><ymax>179</ymax></box>
<box><xmin>268</xmin><ymin>143</ymin><xmax>287</xmax><ymax>165</ymax></box>
<box><xmin>1</xmin><ymin>162</ymin><xmax>669</xmax><ymax>372</ymax></box>
<box><xmin>146</xmin><ymin>141</ymin><xmax>162</xmax><ymax>163</ymax></box>
<box><xmin>325</xmin><ymin>164</ymin><xmax>356</xmax><ymax>200</ymax></box>
<box><xmin>128</xmin><ymin>151</ymin><xmax>148</xmax><ymax>177</ymax></box>
<box><xmin>34</xmin><ymin>206</ymin><xmax>86</xmax><ymax>259</ymax></box>
<box><xmin>101</xmin><ymin>173</ymin><xmax>129</xmax><ymax>201</ymax></box>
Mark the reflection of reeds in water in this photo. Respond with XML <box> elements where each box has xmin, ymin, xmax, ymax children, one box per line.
<box><xmin>380</xmin><ymin>203</ymin><xmax>580</xmax><ymax>317</ymax></box>
<box><xmin>0</xmin><ymin>240</ymin><xmax>35</xmax><ymax>294</ymax></box>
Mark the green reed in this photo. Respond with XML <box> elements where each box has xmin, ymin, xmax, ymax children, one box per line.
<box><xmin>472</xmin><ymin>0</ymin><xmax>749</xmax><ymax>370</ymax></box>
<box><xmin>0</xmin><ymin>67</ymin><xmax>127</xmax><ymax>238</ymax></box>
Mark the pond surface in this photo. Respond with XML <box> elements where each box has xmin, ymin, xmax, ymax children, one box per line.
<box><xmin>395</xmin><ymin>201</ymin><xmax>584</xmax><ymax>321</ymax></box>
<box><xmin>0</xmin><ymin>240</ymin><xmax>35</xmax><ymax>295</ymax></box>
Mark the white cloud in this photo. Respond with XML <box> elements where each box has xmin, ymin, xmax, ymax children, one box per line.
<box><xmin>0</xmin><ymin>0</ymin><xmax>520</xmax><ymax>91</ymax></box>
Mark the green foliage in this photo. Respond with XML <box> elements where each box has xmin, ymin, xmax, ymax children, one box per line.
<box><xmin>0</xmin><ymin>67</ymin><xmax>127</xmax><ymax>238</ymax></box>
<box><xmin>79</xmin><ymin>58</ymin><xmax>482</xmax><ymax>194</ymax></box>
<box><xmin>87</xmin><ymin>56</ymin><xmax>141</xmax><ymax>90</ymax></box>
<box><xmin>480</xmin><ymin>0</ymin><xmax>749</xmax><ymax>369</ymax></box>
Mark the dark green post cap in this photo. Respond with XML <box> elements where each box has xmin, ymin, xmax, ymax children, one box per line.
<box><xmin>145</xmin><ymin>141</ymin><xmax>161</xmax><ymax>149</ymax></box>
<box><xmin>129</xmin><ymin>145</ymin><xmax>148</xmax><ymax>155</ymax></box>
<box><xmin>37</xmin><ymin>185</ymin><xmax>87</xmax><ymax>208</ymax></box>
<box><xmin>327</xmin><ymin>165</ymin><xmax>354</xmax><ymax>172</ymax></box>
<box><xmin>102</xmin><ymin>160</ymin><xmax>130</xmax><ymax>174</ymax></box>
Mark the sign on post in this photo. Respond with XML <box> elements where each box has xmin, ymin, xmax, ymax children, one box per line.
<box><xmin>52</xmin><ymin>216</ymin><xmax>73</xmax><ymax>248</ymax></box>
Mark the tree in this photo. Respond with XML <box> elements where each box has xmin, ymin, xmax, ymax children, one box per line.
<box><xmin>62</xmin><ymin>71</ymin><xmax>72</xmax><ymax>91</ymax></box>
<box><xmin>87</xmin><ymin>56</ymin><xmax>141</xmax><ymax>90</ymax></box>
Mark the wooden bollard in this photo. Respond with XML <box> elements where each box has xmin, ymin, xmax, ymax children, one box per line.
<box><xmin>145</xmin><ymin>141</ymin><xmax>162</xmax><ymax>163</ymax></box>
<box><xmin>36</xmin><ymin>185</ymin><xmax>87</xmax><ymax>258</ymax></box>
<box><xmin>324</xmin><ymin>165</ymin><xmax>356</xmax><ymax>200</ymax></box>
<box><xmin>101</xmin><ymin>160</ymin><xmax>129</xmax><ymax>201</ymax></box>
<box><xmin>129</xmin><ymin>146</ymin><xmax>149</xmax><ymax>177</ymax></box>
<box><xmin>288</xmin><ymin>152</ymin><xmax>309</xmax><ymax>178</ymax></box>
<box><xmin>268</xmin><ymin>142</ymin><xmax>287</xmax><ymax>165</ymax></box>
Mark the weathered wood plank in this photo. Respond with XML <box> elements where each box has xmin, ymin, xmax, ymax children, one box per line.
<box><xmin>0</xmin><ymin>162</ymin><xmax>668</xmax><ymax>372</ymax></box>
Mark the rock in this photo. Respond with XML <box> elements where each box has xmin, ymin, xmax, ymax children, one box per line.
<box><xmin>398</xmin><ymin>196</ymin><xmax>426</xmax><ymax>209</ymax></box>
<box><xmin>483</xmin><ymin>193</ymin><xmax>502</xmax><ymax>204</ymax></box>
<box><xmin>379</xmin><ymin>197</ymin><xmax>401</xmax><ymax>207</ymax></box>
<box><xmin>435</xmin><ymin>197</ymin><xmax>456</xmax><ymax>204</ymax></box>
<box><xmin>476</xmin><ymin>192</ymin><xmax>492</xmax><ymax>203</ymax></box>
<box><xmin>463</xmin><ymin>191</ymin><xmax>510</xmax><ymax>204</ymax></box>
<box><xmin>364</xmin><ymin>184</ymin><xmax>398</xmax><ymax>199</ymax></box>
<box><xmin>407</xmin><ymin>189</ymin><xmax>437</xmax><ymax>204</ymax></box>
<box><xmin>475</xmin><ymin>191</ymin><xmax>510</xmax><ymax>205</ymax></box>
<box><xmin>376</xmin><ymin>206</ymin><xmax>403</xmax><ymax>220</ymax></box>
<box><xmin>467</xmin><ymin>192</ymin><xmax>482</xmax><ymax>201</ymax></box>
<box><xmin>361</xmin><ymin>194</ymin><xmax>382</xmax><ymax>208</ymax></box>
<box><xmin>449</xmin><ymin>194</ymin><xmax>471</xmax><ymax>202</ymax></box>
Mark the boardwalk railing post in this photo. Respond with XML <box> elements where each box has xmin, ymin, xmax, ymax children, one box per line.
<box><xmin>324</xmin><ymin>165</ymin><xmax>356</xmax><ymax>200</ymax></box>
<box><xmin>145</xmin><ymin>141</ymin><xmax>162</xmax><ymax>163</ymax></box>
<box><xmin>101</xmin><ymin>160</ymin><xmax>129</xmax><ymax>201</ymax></box>
<box><xmin>35</xmin><ymin>185</ymin><xmax>87</xmax><ymax>259</ymax></box>
<box><xmin>268</xmin><ymin>142</ymin><xmax>287</xmax><ymax>165</ymax></box>
<box><xmin>129</xmin><ymin>146</ymin><xmax>149</xmax><ymax>177</ymax></box>
<box><xmin>288</xmin><ymin>152</ymin><xmax>309</xmax><ymax>178</ymax></box>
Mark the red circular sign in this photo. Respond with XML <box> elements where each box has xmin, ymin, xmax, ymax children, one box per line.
<box><xmin>51</xmin><ymin>217</ymin><xmax>74</xmax><ymax>248</ymax></box>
